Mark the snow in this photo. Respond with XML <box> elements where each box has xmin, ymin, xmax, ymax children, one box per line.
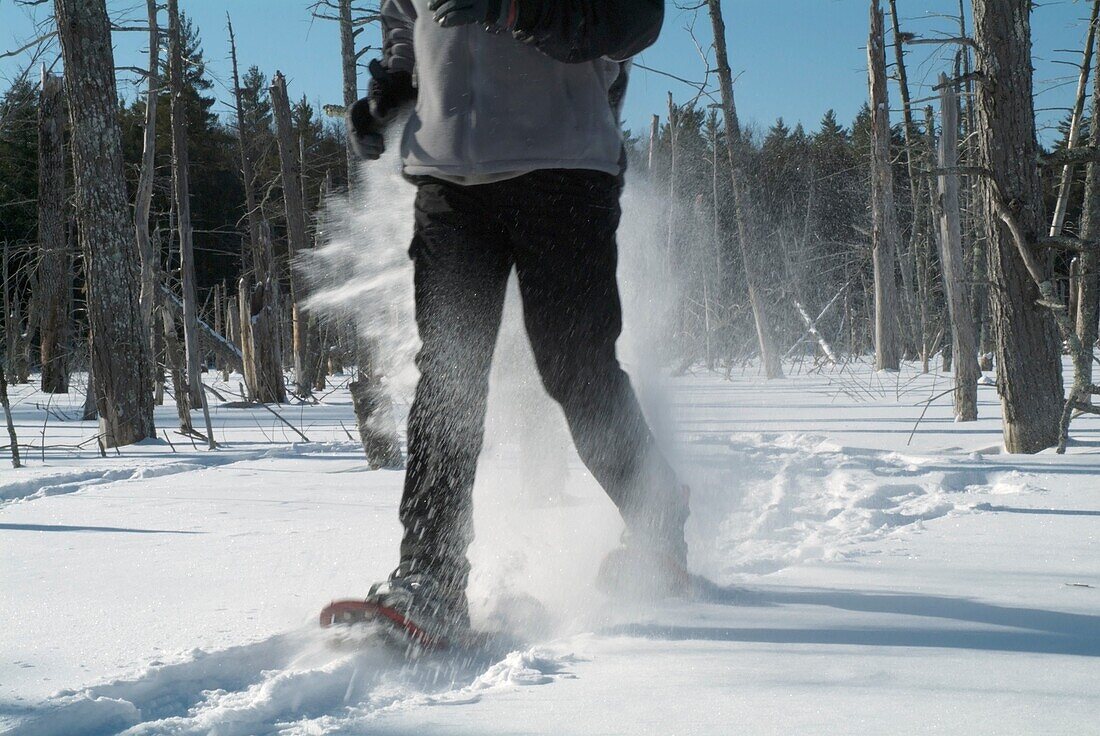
<box><xmin>2</xmin><ymin>359</ymin><xmax>1099</xmax><ymax>735</ymax></box>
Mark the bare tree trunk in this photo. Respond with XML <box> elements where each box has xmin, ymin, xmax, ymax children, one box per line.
<box><xmin>270</xmin><ymin>71</ymin><xmax>314</xmax><ymax>396</ymax></box>
<box><xmin>1076</xmin><ymin>18</ymin><xmax>1100</xmax><ymax>402</ymax></box>
<box><xmin>647</xmin><ymin>114</ymin><xmax>659</xmax><ymax>173</ymax></box>
<box><xmin>167</xmin><ymin>0</ymin><xmax>214</xmax><ymax>448</ymax></box>
<box><xmin>11</xmin><ymin>282</ymin><xmax>29</xmax><ymax>384</ymax></box>
<box><xmin>161</xmin><ymin>300</ymin><xmax>192</xmax><ymax>434</ymax></box>
<box><xmin>216</xmin><ymin>283</ymin><xmax>232</xmax><ymax>381</ymax></box>
<box><xmin>153</xmin><ymin>227</ymin><xmax>166</xmax><ymax>406</ymax></box>
<box><xmin>2</xmin><ymin>246</ymin><xmax>29</xmax><ymax>383</ymax></box>
<box><xmin>955</xmin><ymin>0</ymin><xmax>994</xmax><ymax>372</ymax></box>
<box><xmin>256</xmin><ymin>221</ymin><xmax>286</xmax><ymax>403</ymax></box>
<box><xmin>973</xmin><ymin>0</ymin><xmax>1063</xmax><ymax>453</ymax></box>
<box><xmin>923</xmin><ymin>105</ymin><xmax>947</xmax><ymax>373</ymax></box>
<box><xmin>666</xmin><ymin>93</ymin><xmax>678</xmax><ymax>269</ymax></box>
<box><xmin>227</xmin><ymin>284</ymin><xmax>240</xmax><ymax>352</ymax></box>
<box><xmin>237</xmin><ymin>274</ymin><xmax>255</xmax><ymax>399</ymax></box>
<box><xmin>54</xmin><ymin>0</ymin><xmax>154</xmax><ymax>448</ymax></box>
<box><xmin>38</xmin><ymin>69</ymin><xmax>71</xmax><ymax>394</ymax></box>
<box><xmin>81</xmin><ymin>334</ymin><xmax>97</xmax><ymax>421</ymax></box>
<box><xmin>868</xmin><ymin>0</ymin><xmax>901</xmax><ymax>371</ymax></box>
<box><xmin>665</xmin><ymin>93</ymin><xmax>684</xmax><ymax>354</ymax></box>
<box><xmin>886</xmin><ymin>0</ymin><xmax>922</xmax><ymax>357</ymax></box>
<box><xmin>1050</xmin><ymin>0</ymin><xmax>1099</xmax><ymax>240</ymax></box>
<box><xmin>705</xmin><ymin>0</ymin><xmax>783</xmax><ymax>379</ymax></box>
<box><xmin>1</xmin><ymin>245</ymin><xmax>10</xmax><ymax>381</ymax></box>
<box><xmin>228</xmin><ymin>17</ymin><xmax>284</xmax><ymax>404</ymax></box>
<box><xmin>311</xmin><ymin>174</ymin><xmax>330</xmax><ymax>392</ymax></box>
<box><xmin>339</xmin><ymin>0</ymin><xmax>359</xmax><ymax>191</ymax></box>
<box><xmin>708</xmin><ymin>111</ymin><xmax>725</xmax><ymax>369</ymax></box>
<box><xmin>0</xmin><ymin>362</ymin><xmax>19</xmax><ymax>468</ymax></box>
<box><xmin>134</xmin><ymin>0</ymin><xmax>159</xmax><ymax>352</ymax></box>
<box><xmin>936</xmin><ymin>76</ymin><xmax>980</xmax><ymax>421</ymax></box>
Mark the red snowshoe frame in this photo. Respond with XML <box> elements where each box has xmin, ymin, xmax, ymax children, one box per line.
<box><xmin>319</xmin><ymin>599</ymin><xmax>445</xmax><ymax>649</ymax></box>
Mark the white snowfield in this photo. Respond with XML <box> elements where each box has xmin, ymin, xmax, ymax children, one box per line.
<box><xmin>1</xmin><ymin>362</ymin><xmax>1098</xmax><ymax>735</ymax></box>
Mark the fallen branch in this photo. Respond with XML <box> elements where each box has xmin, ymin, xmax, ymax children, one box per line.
<box><xmin>159</xmin><ymin>284</ymin><xmax>243</xmax><ymax>370</ymax></box>
<box><xmin>907</xmin><ymin>388</ymin><xmax>956</xmax><ymax>447</ymax></box>
<box><xmin>254</xmin><ymin>399</ymin><xmax>311</xmax><ymax>443</ymax></box>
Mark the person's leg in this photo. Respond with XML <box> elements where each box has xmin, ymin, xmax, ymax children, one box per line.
<box><xmin>399</xmin><ymin>179</ymin><xmax>512</xmax><ymax>607</ymax></box>
<box><xmin>508</xmin><ymin>170</ymin><xmax>686</xmax><ymax>559</ymax></box>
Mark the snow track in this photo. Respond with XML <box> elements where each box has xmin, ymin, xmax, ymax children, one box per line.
<box><xmin>688</xmin><ymin>433</ymin><xmax>990</xmax><ymax>578</ymax></box>
<box><xmin>12</xmin><ymin>633</ymin><xmax>576</xmax><ymax>736</ymax></box>
<box><xmin>1</xmin><ymin>458</ymin><xmax>250</xmax><ymax>506</ymax></box>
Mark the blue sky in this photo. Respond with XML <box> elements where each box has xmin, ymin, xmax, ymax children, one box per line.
<box><xmin>0</xmin><ymin>0</ymin><xmax>1087</xmax><ymax>145</ymax></box>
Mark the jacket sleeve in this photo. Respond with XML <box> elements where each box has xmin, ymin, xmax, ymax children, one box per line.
<box><xmin>510</xmin><ymin>0</ymin><xmax>663</xmax><ymax>64</ymax></box>
<box><xmin>380</xmin><ymin>0</ymin><xmax>416</xmax><ymax>74</ymax></box>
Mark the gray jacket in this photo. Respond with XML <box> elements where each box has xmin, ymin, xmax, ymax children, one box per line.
<box><xmin>379</xmin><ymin>0</ymin><xmax>663</xmax><ymax>183</ymax></box>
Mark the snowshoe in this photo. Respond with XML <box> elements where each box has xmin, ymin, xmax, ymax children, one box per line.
<box><xmin>320</xmin><ymin>572</ymin><xmax>476</xmax><ymax>654</ymax></box>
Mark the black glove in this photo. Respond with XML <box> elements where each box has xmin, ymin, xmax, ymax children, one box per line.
<box><xmin>366</xmin><ymin>58</ymin><xmax>415</xmax><ymax>122</ymax></box>
<box><xmin>346</xmin><ymin>97</ymin><xmax>384</xmax><ymax>161</ymax></box>
<box><xmin>428</xmin><ymin>0</ymin><xmax>511</xmax><ymax>28</ymax></box>
<box><xmin>346</xmin><ymin>59</ymin><xmax>417</xmax><ymax>161</ymax></box>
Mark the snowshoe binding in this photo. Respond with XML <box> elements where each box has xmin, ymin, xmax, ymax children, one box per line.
<box><xmin>320</xmin><ymin>571</ymin><xmax>477</xmax><ymax>654</ymax></box>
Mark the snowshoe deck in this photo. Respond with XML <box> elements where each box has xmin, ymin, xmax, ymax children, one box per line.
<box><xmin>319</xmin><ymin>599</ymin><xmax>487</xmax><ymax>653</ymax></box>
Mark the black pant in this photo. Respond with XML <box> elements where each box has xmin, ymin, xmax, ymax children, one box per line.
<box><xmin>399</xmin><ymin>169</ymin><xmax>677</xmax><ymax>599</ymax></box>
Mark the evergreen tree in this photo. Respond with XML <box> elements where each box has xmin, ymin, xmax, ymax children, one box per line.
<box><xmin>0</xmin><ymin>80</ymin><xmax>39</xmax><ymax>246</ymax></box>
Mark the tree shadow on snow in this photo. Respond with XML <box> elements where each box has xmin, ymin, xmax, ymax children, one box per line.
<box><xmin>0</xmin><ymin>522</ymin><xmax>204</xmax><ymax>534</ymax></box>
<box><xmin>604</xmin><ymin>622</ymin><xmax>1100</xmax><ymax>657</ymax></box>
<box><xmin>611</xmin><ymin>582</ymin><xmax>1100</xmax><ymax>658</ymax></box>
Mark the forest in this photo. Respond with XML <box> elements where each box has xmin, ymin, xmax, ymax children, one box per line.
<box><xmin>1</xmin><ymin>3</ymin><xmax>1098</xmax><ymax>734</ymax></box>
<box><xmin>0</xmin><ymin>0</ymin><xmax>1094</xmax><ymax>462</ymax></box>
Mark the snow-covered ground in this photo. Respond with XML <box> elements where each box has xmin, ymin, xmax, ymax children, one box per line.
<box><xmin>1</xmin><ymin>359</ymin><xmax>1098</xmax><ymax>735</ymax></box>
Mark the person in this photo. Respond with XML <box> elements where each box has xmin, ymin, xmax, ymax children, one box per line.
<box><xmin>347</xmin><ymin>0</ymin><xmax>689</xmax><ymax>644</ymax></box>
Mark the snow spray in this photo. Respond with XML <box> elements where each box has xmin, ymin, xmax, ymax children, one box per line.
<box><xmin>305</xmin><ymin>136</ymin><xmax>685</xmax><ymax>633</ymax></box>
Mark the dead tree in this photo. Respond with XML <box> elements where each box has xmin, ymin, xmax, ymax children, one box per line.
<box><xmin>237</xmin><ymin>275</ymin><xmax>255</xmax><ymax>397</ymax></box>
<box><xmin>868</xmin><ymin>0</ymin><xmax>901</xmax><ymax>371</ymax></box>
<box><xmin>311</xmin><ymin>174</ymin><xmax>331</xmax><ymax>392</ymax></box>
<box><xmin>0</xmin><ymin>362</ymin><xmax>19</xmax><ymax>468</ymax></box>
<box><xmin>134</xmin><ymin>0</ymin><xmax>159</xmax><ymax>355</ymax></box>
<box><xmin>936</xmin><ymin>75</ymin><xmax>979</xmax><ymax>421</ymax></box>
<box><xmin>953</xmin><ymin>0</ymin><xmax>993</xmax><ymax>371</ymax></box>
<box><xmin>886</xmin><ymin>0</ymin><xmax>923</xmax><ymax>359</ymax></box>
<box><xmin>1050</xmin><ymin>0</ymin><xmax>1099</xmax><ymax>240</ymax></box>
<box><xmin>666</xmin><ymin>92</ymin><xmax>679</xmax><ymax>269</ymax></box>
<box><xmin>1</xmin><ymin>246</ymin><xmax>9</xmax><ymax>381</ymax></box>
<box><xmin>37</xmin><ymin>69</ymin><xmax>71</xmax><ymax>394</ymax></box>
<box><xmin>228</xmin><ymin>16</ymin><xmax>284</xmax><ymax>404</ymax></box>
<box><xmin>339</xmin><ymin>0</ymin><xmax>361</xmax><ymax>190</ymax></box>
<box><xmin>167</xmin><ymin>0</ymin><xmax>214</xmax><ymax>448</ymax></box>
<box><xmin>54</xmin><ymin>0</ymin><xmax>154</xmax><ymax>448</ymax></box>
<box><xmin>2</xmin><ymin>246</ymin><xmax>30</xmax><ymax>384</ymax></box>
<box><xmin>923</xmin><ymin>105</ymin><xmax>950</xmax><ymax>373</ymax></box>
<box><xmin>1076</xmin><ymin>12</ymin><xmax>1100</xmax><ymax>401</ymax></box>
<box><xmin>705</xmin><ymin>0</ymin><xmax>783</xmax><ymax>379</ymax></box>
<box><xmin>270</xmin><ymin>71</ymin><xmax>315</xmax><ymax>396</ymax></box>
<box><xmin>648</xmin><ymin>113</ymin><xmax>659</xmax><ymax>173</ymax></box>
<box><xmin>972</xmin><ymin>0</ymin><xmax>1063</xmax><ymax>453</ymax></box>
<box><xmin>161</xmin><ymin>299</ymin><xmax>192</xmax><ymax>435</ymax></box>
